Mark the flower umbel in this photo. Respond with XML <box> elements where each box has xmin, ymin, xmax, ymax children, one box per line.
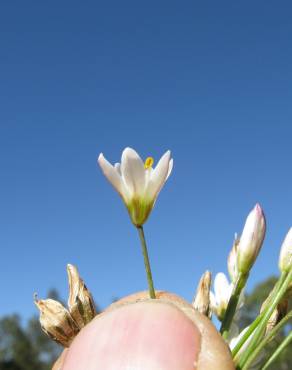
<box><xmin>98</xmin><ymin>147</ymin><xmax>173</xmax><ymax>226</ymax></box>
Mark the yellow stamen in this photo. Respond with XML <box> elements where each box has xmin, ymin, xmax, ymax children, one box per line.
<box><xmin>144</xmin><ymin>157</ymin><xmax>154</xmax><ymax>169</ymax></box>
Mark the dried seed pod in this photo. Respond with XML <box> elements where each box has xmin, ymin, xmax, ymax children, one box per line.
<box><xmin>67</xmin><ymin>264</ymin><xmax>97</xmax><ymax>329</ymax></box>
<box><xmin>34</xmin><ymin>296</ymin><xmax>79</xmax><ymax>347</ymax></box>
<box><xmin>192</xmin><ymin>271</ymin><xmax>212</xmax><ymax>318</ymax></box>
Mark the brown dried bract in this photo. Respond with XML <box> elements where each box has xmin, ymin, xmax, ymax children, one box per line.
<box><xmin>67</xmin><ymin>264</ymin><xmax>97</xmax><ymax>329</ymax></box>
<box><xmin>192</xmin><ymin>270</ymin><xmax>212</xmax><ymax>318</ymax></box>
<box><xmin>34</xmin><ymin>297</ymin><xmax>79</xmax><ymax>347</ymax></box>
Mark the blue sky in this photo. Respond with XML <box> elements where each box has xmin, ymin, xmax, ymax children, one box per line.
<box><xmin>0</xmin><ymin>2</ymin><xmax>292</xmax><ymax>319</ymax></box>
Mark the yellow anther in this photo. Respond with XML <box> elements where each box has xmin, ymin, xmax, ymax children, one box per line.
<box><xmin>144</xmin><ymin>157</ymin><xmax>154</xmax><ymax>169</ymax></box>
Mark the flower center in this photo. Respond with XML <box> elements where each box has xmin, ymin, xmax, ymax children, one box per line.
<box><xmin>144</xmin><ymin>157</ymin><xmax>154</xmax><ymax>169</ymax></box>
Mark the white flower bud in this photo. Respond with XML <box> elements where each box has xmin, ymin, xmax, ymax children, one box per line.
<box><xmin>279</xmin><ymin>227</ymin><xmax>292</xmax><ymax>272</ymax></box>
<box><xmin>228</xmin><ymin>233</ymin><xmax>239</xmax><ymax>283</ymax></box>
<box><xmin>210</xmin><ymin>273</ymin><xmax>233</xmax><ymax>321</ymax></box>
<box><xmin>237</xmin><ymin>204</ymin><xmax>266</xmax><ymax>274</ymax></box>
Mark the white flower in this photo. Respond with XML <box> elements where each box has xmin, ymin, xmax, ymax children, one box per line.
<box><xmin>279</xmin><ymin>227</ymin><xmax>292</xmax><ymax>272</ymax></box>
<box><xmin>237</xmin><ymin>204</ymin><xmax>266</xmax><ymax>274</ymax></box>
<box><xmin>98</xmin><ymin>147</ymin><xmax>173</xmax><ymax>226</ymax></box>
<box><xmin>210</xmin><ymin>272</ymin><xmax>233</xmax><ymax>321</ymax></box>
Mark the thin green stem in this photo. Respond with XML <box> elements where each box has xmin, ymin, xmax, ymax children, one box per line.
<box><xmin>238</xmin><ymin>270</ymin><xmax>292</xmax><ymax>369</ymax></box>
<box><xmin>232</xmin><ymin>273</ymin><xmax>286</xmax><ymax>358</ymax></box>
<box><xmin>232</xmin><ymin>315</ymin><xmax>262</xmax><ymax>359</ymax></box>
<box><xmin>137</xmin><ymin>226</ymin><xmax>156</xmax><ymax>299</ymax></box>
<box><xmin>220</xmin><ymin>272</ymin><xmax>248</xmax><ymax>339</ymax></box>
<box><xmin>262</xmin><ymin>330</ymin><xmax>292</xmax><ymax>370</ymax></box>
<box><xmin>242</xmin><ymin>311</ymin><xmax>292</xmax><ymax>369</ymax></box>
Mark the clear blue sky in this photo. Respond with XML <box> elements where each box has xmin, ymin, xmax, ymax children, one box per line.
<box><xmin>1</xmin><ymin>2</ymin><xmax>292</xmax><ymax>319</ymax></box>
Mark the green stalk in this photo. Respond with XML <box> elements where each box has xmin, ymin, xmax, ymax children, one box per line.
<box><xmin>238</xmin><ymin>269</ymin><xmax>292</xmax><ymax>369</ymax></box>
<box><xmin>242</xmin><ymin>311</ymin><xmax>292</xmax><ymax>369</ymax></box>
<box><xmin>232</xmin><ymin>273</ymin><xmax>286</xmax><ymax>358</ymax></box>
<box><xmin>232</xmin><ymin>315</ymin><xmax>262</xmax><ymax>360</ymax></box>
<box><xmin>137</xmin><ymin>226</ymin><xmax>156</xmax><ymax>299</ymax></box>
<box><xmin>220</xmin><ymin>272</ymin><xmax>248</xmax><ymax>339</ymax></box>
<box><xmin>262</xmin><ymin>331</ymin><xmax>292</xmax><ymax>370</ymax></box>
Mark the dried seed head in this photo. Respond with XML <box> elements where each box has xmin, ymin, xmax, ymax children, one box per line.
<box><xmin>67</xmin><ymin>264</ymin><xmax>97</xmax><ymax>329</ymax></box>
<box><xmin>34</xmin><ymin>296</ymin><xmax>79</xmax><ymax>347</ymax></box>
<box><xmin>192</xmin><ymin>270</ymin><xmax>212</xmax><ymax>318</ymax></box>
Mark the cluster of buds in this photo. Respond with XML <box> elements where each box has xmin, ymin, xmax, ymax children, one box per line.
<box><xmin>34</xmin><ymin>264</ymin><xmax>96</xmax><ymax>347</ymax></box>
<box><xmin>210</xmin><ymin>204</ymin><xmax>266</xmax><ymax>325</ymax></box>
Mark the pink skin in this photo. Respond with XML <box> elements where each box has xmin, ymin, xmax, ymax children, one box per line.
<box><xmin>61</xmin><ymin>301</ymin><xmax>201</xmax><ymax>370</ymax></box>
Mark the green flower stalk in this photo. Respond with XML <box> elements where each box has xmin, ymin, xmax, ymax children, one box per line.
<box><xmin>98</xmin><ymin>147</ymin><xmax>173</xmax><ymax>298</ymax></box>
<box><xmin>220</xmin><ymin>204</ymin><xmax>266</xmax><ymax>338</ymax></box>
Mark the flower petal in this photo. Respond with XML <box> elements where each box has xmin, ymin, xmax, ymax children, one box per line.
<box><xmin>114</xmin><ymin>163</ymin><xmax>122</xmax><ymax>175</ymax></box>
<box><xmin>120</xmin><ymin>147</ymin><xmax>146</xmax><ymax>197</ymax></box>
<box><xmin>214</xmin><ymin>272</ymin><xmax>231</xmax><ymax>305</ymax></box>
<box><xmin>209</xmin><ymin>291</ymin><xmax>217</xmax><ymax>310</ymax></box>
<box><xmin>146</xmin><ymin>150</ymin><xmax>171</xmax><ymax>200</ymax></box>
<box><xmin>166</xmin><ymin>158</ymin><xmax>174</xmax><ymax>180</ymax></box>
<box><xmin>98</xmin><ymin>154</ymin><xmax>128</xmax><ymax>200</ymax></box>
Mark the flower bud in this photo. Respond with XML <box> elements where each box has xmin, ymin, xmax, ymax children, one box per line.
<box><xmin>34</xmin><ymin>296</ymin><xmax>79</xmax><ymax>347</ymax></box>
<box><xmin>237</xmin><ymin>204</ymin><xmax>266</xmax><ymax>275</ymax></box>
<box><xmin>278</xmin><ymin>227</ymin><xmax>292</xmax><ymax>273</ymax></box>
<box><xmin>228</xmin><ymin>233</ymin><xmax>239</xmax><ymax>283</ymax></box>
<box><xmin>210</xmin><ymin>273</ymin><xmax>233</xmax><ymax>321</ymax></box>
<box><xmin>192</xmin><ymin>270</ymin><xmax>212</xmax><ymax>317</ymax></box>
<box><xmin>67</xmin><ymin>264</ymin><xmax>97</xmax><ymax>329</ymax></box>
